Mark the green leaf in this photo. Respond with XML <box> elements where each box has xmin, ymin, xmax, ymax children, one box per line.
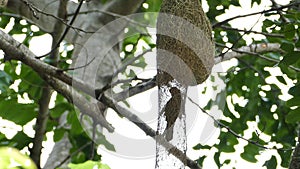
<box><xmin>132</xmin><ymin>61</ymin><xmax>147</xmax><ymax>68</ymax></box>
<box><xmin>286</xmin><ymin>107</ymin><xmax>300</xmax><ymax>124</ymax></box>
<box><xmin>145</xmin><ymin>0</ymin><xmax>162</xmax><ymax>12</ymax></box>
<box><xmin>193</xmin><ymin>143</ymin><xmax>211</xmax><ymax>150</ymax></box>
<box><xmin>0</xmin><ymin>99</ymin><xmax>37</xmax><ymax>125</ymax></box>
<box><xmin>0</xmin><ymin>16</ymin><xmax>11</xmax><ymax>28</ymax></box>
<box><xmin>196</xmin><ymin>156</ymin><xmax>206</xmax><ymax>166</ymax></box>
<box><xmin>216</xmin><ymin>131</ymin><xmax>239</xmax><ymax>153</ymax></box>
<box><xmin>0</xmin><ymin>70</ymin><xmax>13</xmax><ymax>92</ymax></box>
<box><xmin>278</xmin><ymin>150</ymin><xmax>292</xmax><ymax>167</ymax></box>
<box><xmin>68</xmin><ymin>161</ymin><xmax>110</xmax><ymax>169</ymax></box>
<box><xmin>263</xmin><ymin>19</ymin><xmax>274</xmax><ymax>27</ymax></box>
<box><xmin>72</xmin><ymin>152</ymin><xmax>86</xmax><ymax>163</ymax></box>
<box><xmin>296</xmin><ymin>37</ymin><xmax>300</xmax><ymax>48</ymax></box>
<box><xmin>46</xmin><ymin>119</ymin><xmax>58</xmax><ymax>132</ymax></box>
<box><xmin>240</xmin><ymin>144</ymin><xmax>259</xmax><ymax>163</ymax></box>
<box><xmin>0</xmin><ymin>147</ymin><xmax>37</xmax><ymax>169</ymax></box>
<box><xmin>94</xmin><ymin>132</ymin><xmax>115</xmax><ymax>151</ymax></box>
<box><xmin>0</xmin><ymin>70</ymin><xmax>13</xmax><ymax>84</ymax></box>
<box><xmin>283</xmin><ymin>23</ymin><xmax>295</xmax><ymax>39</ymax></box>
<box><xmin>53</xmin><ymin>128</ymin><xmax>65</xmax><ymax>142</ymax></box>
<box><xmin>123</xmin><ymin>34</ymin><xmax>140</xmax><ymax>45</ymax></box>
<box><xmin>288</xmin><ymin>83</ymin><xmax>300</xmax><ymax>95</ymax></box>
<box><xmin>214</xmin><ymin>152</ymin><xmax>221</xmax><ymax>167</ymax></box>
<box><xmin>67</xmin><ymin>111</ymin><xmax>84</xmax><ymax>135</ymax></box>
<box><xmin>231</xmin><ymin>0</ymin><xmax>240</xmax><ymax>6</ymax></box>
<box><xmin>281</xmin><ymin>51</ymin><xmax>300</xmax><ymax>65</ymax></box>
<box><xmin>286</xmin><ymin>97</ymin><xmax>300</xmax><ymax>107</ymax></box>
<box><xmin>264</xmin><ymin>52</ymin><xmax>281</xmax><ymax>60</ymax></box>
<box><xmin>50</xmin><ymin>102</ymin><xmax>73</xmax><ymax>118</ymax></box>
<box><xmin>280</xmin><ymin>42</ymin><xmax>294</xmax><ymax>52</ymax></box>
<box><xmin>128</xmin><ymin>69</ymin><xmax>136</xmax><ymax>78</ymax></box>
<box><xmin>251</xmin><ymin>0</ymin><xmax>261</xmax><ymax>6</ymax></box>
<box><xmin>263</xmin><ymin>156</ymin><xmax>277</xmax><ymax>169</ymax></box>
<box><xmin>19</xmin><ymin>64</ymin><xmax>43</xmax><ymax>101</ymax></box>
<box><xmin>11</xmin><ymin>131</ymin><xmax>32</xmax><ymax>149</ymax></box>
<box><xmin>276</xmin><ymin>76</ymin><xmax>287</xmax><ymax>85</ymax></box>
<box><xmin>224</xmin><ymin>159</ymin><xmax>230</xmax><ymax>164</ymax></box>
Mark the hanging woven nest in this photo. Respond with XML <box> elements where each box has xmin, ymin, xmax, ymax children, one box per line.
<box><xmin>156</xmin><ymin>0</ymin><xmax>215</xmax><ymax>86</ymax></box>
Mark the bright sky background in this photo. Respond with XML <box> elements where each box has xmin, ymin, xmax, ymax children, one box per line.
<box><xmin>0</xmin><ymin>0</ymin><xmax>295</xmax><ymax>169</ymax></box>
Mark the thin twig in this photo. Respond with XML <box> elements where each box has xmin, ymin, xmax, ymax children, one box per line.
<box><xmin>54</xmin><ymin>141</ymin><xmax>92</xmax><ymax>169</ymax></box>
<box><xmin>59</xmin><ymin>54</ymin><xmax>96</xmax><ymax>72</ymax></box>
<box><xmin>20</xmin><ymin>0</ymin><xmax>91</xmax><ymax>33</ymax></box>
<box><xmin>218</xmin><ymin>13</ymin><xmax>263</xmax><ymax>59</ymax></box>
<box><xmin>220</xmin><ymin>25</ymin><xmax>284</xmax><ymax>38</ymax></box>
<box><xmin>36</xmin><ymin>0</ymin><xmax>85</xmax><ymax>59</ymax></box>
<box><xmin>68</xmin><ymin>9</ymin><xmax>151</xmax><ymax>28</ymax></box>
<box><xmin>107</xmin><ymin>76</ymin><xmax>156</xmax><ymax>102</ymax></box>
<box><xmin>269</xmin><ymin>0</ymin><xmax>290</xmax><ymax>23</ymax></box>
<box><xmin>20</xmin><ymin>0</ymin><xmax>39</xmax><ymax>18</ymax></box>
<box><xmin>116</xmin><ymin>49</ymin><xmax>153</xmax><ymax>75</ymax></box>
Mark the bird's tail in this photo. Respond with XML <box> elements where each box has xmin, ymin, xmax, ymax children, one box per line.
<box><xmin>165</xmin><ymin>126</ymin><xmax>174</xmax><ymax>141</ymax></box>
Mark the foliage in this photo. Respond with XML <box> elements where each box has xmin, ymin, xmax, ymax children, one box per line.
<box><xmin>0</xmin><ymin>147</ymin><xmax>37</xmax><ymax>169</ymax></box>
<box><xmin>68</xmin><ymin>160</ymin><xmax>110</xmax><ymax>169</ymax></box>
<box><xmin>196</xmin><ymin>0</ymin><xmax>300</xmax><ymax>168</ymax></box>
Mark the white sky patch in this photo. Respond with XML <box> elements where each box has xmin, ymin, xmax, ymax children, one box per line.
<box><xmin>0</xmin><ymin>50</ymin><xmax>4</xmax><ymax>61</ymax></box>
<box><xmin>143</xmin><ymin>3</ymin><xmax>149</xmax><ymax>9</ymax></box>
<box><xmin>23</xmin><ymin>119</ymin><xmax>36</xmax><ymax>138</ymax></box>
<box><xmin>0</xmin><ymin>117</ymin><xmax>22</xmax><ymax>139</ymax></box>
<box><xmin>29</xmin><ymin>34</ymin><xmax>52</xmax><ymax>56</ymax></box>
<box><xmin>40</xmin><ymin>132</ymin><xmax>55</xmax><ymax>167</ymax></box>
<box><xmin>49</xmin><ymin>92</ymin><xmax>57</xmax><ymax>109</ymax></box>
<box><xmin>264</xmin><ymin>67</ymin><xmax>294</xmax><ymax>101</ymax></box>
<box><xmin>12</xmin><ymin>34</ymin><xmax>26</xmax><ymax>43</ymax></box>
<box><xmin>17</xmin><ymin>93</ymin><xmax>34</xmax><ymax>104</ymax></box>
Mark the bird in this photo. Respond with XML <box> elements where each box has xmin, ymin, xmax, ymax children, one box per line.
<box><xmin>156</xmin><ymin>0</ymin><xmax>214</xmax><ymax>143</ymax></box>
<box><xmin>163</xmin><ymin>87</ymin><xmax>182</xmax><ymax>141</ymax></box>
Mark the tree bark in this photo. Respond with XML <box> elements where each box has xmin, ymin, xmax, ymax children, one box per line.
<box><xmin>289</xmin><ymin>129</ymin><xmax>300</xmax><ymax>169</ymax></box>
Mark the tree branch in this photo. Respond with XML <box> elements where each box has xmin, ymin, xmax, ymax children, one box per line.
<box><xmin>0</xmin><ymin>28</ymin><xmax>200</xmax><ymax>169</ymax></box>
<box><xmin>216</xmin><ymin>43</ymin><xmax>300</xmax><ymax>72</ymax></box>
<box><xmin>215</xmin><ymin>43</ymin><xmax>282</xmax><ymax>63</ymax></box>
<box><xmin>30</xmin><ymin>86</ymin><xmax>52</xmax><ymax>168</ymax></box>
<box><xmin>42</xmin><ymin>74</ymin><xmax>114</xmax><ymax>132</ymax></box>
<box><xmin>0</xmin><ymin>28</ymin><xmax>113</xmax><ymax>131</ymax></box>
<box><xmin>0</xmin><ymin>29</ymin><xmax>97</xmax><ymax>96</ymax></box>
<box><xmin>30</xmin><ymin>0</ymin><xmax>68</xmax><ymax>167</ymax></box>
<box><xmin>42</xmin><ymin>74</ymin><xmax>201</xmax><ymax>169</ymax></box>
<box><xmin>101</xmin><ymin>90</ymin><xmax>200</xmax><ymax>168</ymax></box>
